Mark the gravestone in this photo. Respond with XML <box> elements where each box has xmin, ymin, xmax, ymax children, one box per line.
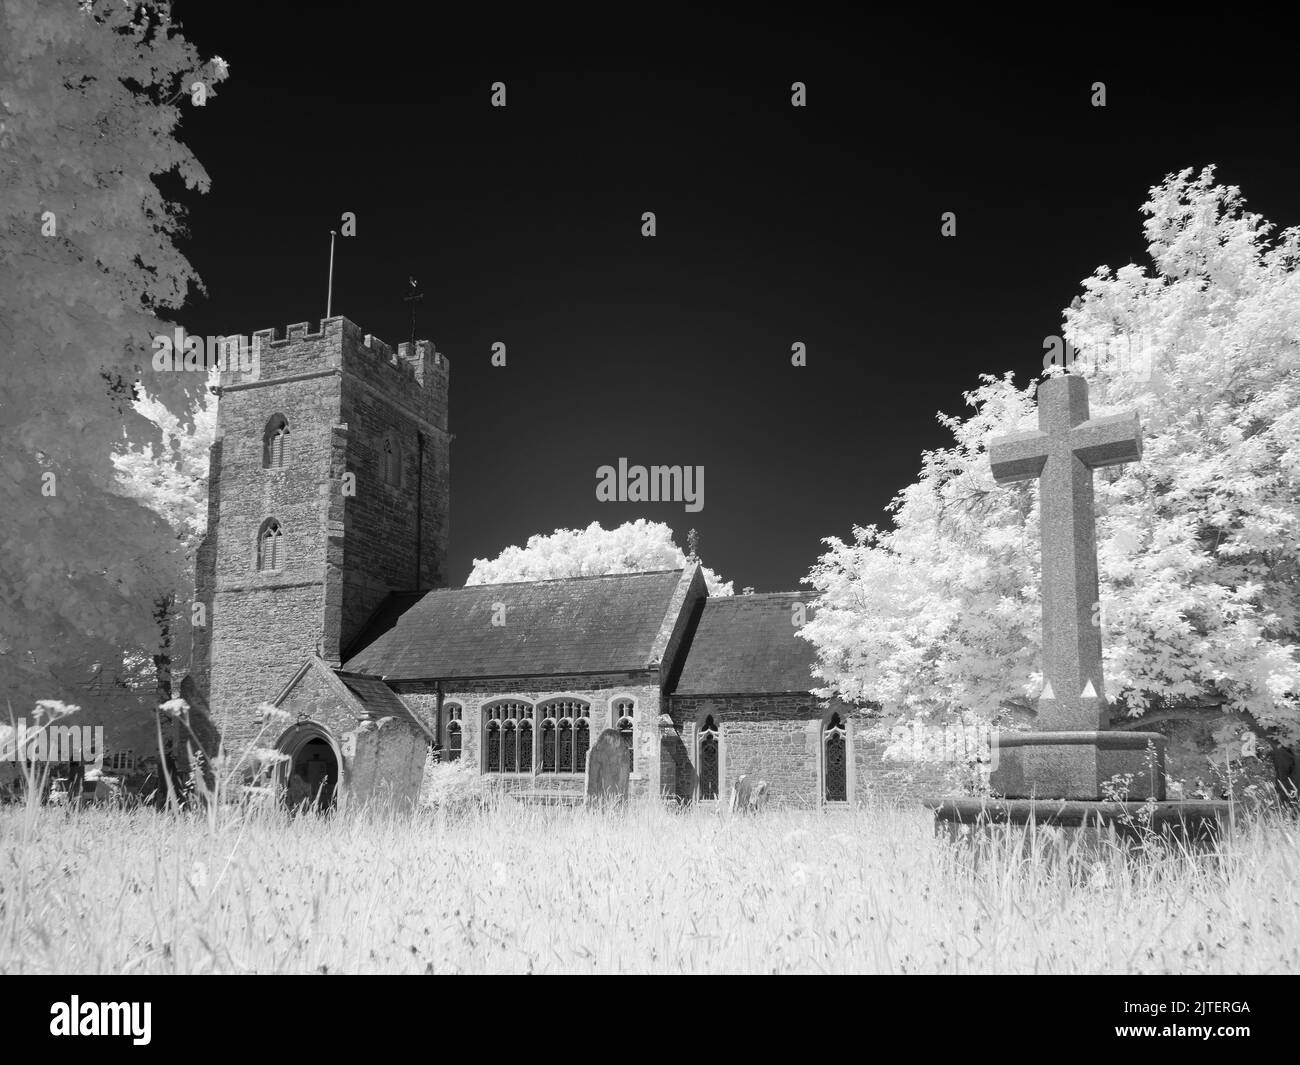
<box><xmin>729</xmin><ymin>774</ymin><xmax>768</xmax><ymax>813</ymax></box>
<box><xmin>586</xmin><ymin>728</ymin><xmax>629</xmax><ymax>804</ymax></box>
<box><xmin>927</xmin><ymin>374</ymin><xmax>1232</xmax><ymax>841</ymax></box>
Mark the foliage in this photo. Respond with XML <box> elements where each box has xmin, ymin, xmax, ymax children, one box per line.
<box><xmin>801</xmin><ymin>167</ymin><xmax>1300</xmax><ymax>751</ymax></box>
<box><xmin>0</xmin><ymin>1</ymin><xmax>226</xmax><ymax>704</ymax></box>
<box><xmin>468</xmin><ymin>519</ymin><xmax>734</xmax><ymax>595</ymax></box>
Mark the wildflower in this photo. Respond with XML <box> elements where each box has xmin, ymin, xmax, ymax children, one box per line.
<box><xmin>158</xmin><ymin>698</ymin><xmax>189</xmax><ymax>719</ymax></box>
<box><xmin>790</xmin><ymin>862</ymin><xmax>809</xmax><ymax>887</ymax></box>
<box><xmin>32</xmin><ymin>700</ymin><xmax>78</xmax><ymax>723</ymax></box>
<box><xmin>257</xmin><ymin>703</ymin><xmax>291</xmax><ymax>725</ymax></box>
<box><xmin>189</xmin><ymin>862</ymin><xmax>208</xmax><ymax>890</ymax></box>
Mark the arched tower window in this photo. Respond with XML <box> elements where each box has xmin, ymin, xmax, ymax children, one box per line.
<box><xmin>698</xmin><ymin>715</ymin><xmax>720</xmax><ymax>800</ymax></box>
<box><xmin>444</xmin><ymin>704</ymin><xmax>463</xmax><ymax>762</ymax></box>
<box><xmin>381</xmin><ymin>431</ymin><xmax>402</xmax><ymax>486</ymax></box>
<box><xmin>613</xmin><ymin>698</ymin><xmax>635</xmax><ymax>772</ymax></box>
<box><xmin>263</xmin><ymin>414</ymin><xmax>290</xmax><ymax>469</ymax></box>
<box><xmin>257</xmin><ymin>518</ymin><xmax>283</xmax><ymax>571</ymax></box>
<box><xmin>538</xmin><ymin>699</ymin><xmax>590</xmax><ymax>774</ymax></box>
<box><xmin>483</xmin><ymin>702</ymin><xmax>533</xmax><ymax>773</ymax></box>
<box><xmin>823</xmin><ymin>712</ymin><xmax>848</xmax><ymax>803</ymax></box>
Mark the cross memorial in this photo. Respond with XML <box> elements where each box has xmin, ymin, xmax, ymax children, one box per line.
<box><xmin>989</xmin><ymin>373</ymin><xmax>1140</xmax><ymax>729</ymax></box>
<box><xmin>985</xmin><ymin>374</ymin><xmax>1165</xmax><ymax>800</ymax></box>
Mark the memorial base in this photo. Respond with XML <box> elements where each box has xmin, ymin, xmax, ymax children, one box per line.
<box><xmin>926</xmin><ymin>797</ymin><xmax>1236</xmax><ymax>850</ymax></box>
<box><xmin>989</xmin><ymin>730</ymin><xmax>1167</xmax><ymax>801</ymax></box>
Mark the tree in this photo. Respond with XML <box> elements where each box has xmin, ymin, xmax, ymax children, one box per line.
<box><xmin>111</xmin><ymin>373</ymin><xmax>217</xmax><ymax>706</ymax></box>
<box><xmin>0</xmin><ymin>2</ymin><xmax>227</xmax><ymax>708</ymax></box>
<box><xmin>467</xmin><ymin>519</ymin><xmax>735</xmax><ymax>595</ymax></box>
<box><xmin>801</xmin><ymin>167</ymin><xmax>1299</xmax><ymax>794</ymax></box>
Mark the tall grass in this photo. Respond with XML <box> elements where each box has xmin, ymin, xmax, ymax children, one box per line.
<box><xmin>2</xmin><ymin>794</ymin><xmax>1297</xmax><ymax>974</ymax></box>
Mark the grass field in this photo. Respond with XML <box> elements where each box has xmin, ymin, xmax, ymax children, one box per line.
<box><xmin>3</xmin><ymin>791</ymin><xmax>1297</xmax><ymax>975</ymax></box>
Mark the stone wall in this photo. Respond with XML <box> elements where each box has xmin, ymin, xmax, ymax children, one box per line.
<box><xmin>667</xmin><ymin>695</ymin><xmax>961</xmax><ymax>807</ymax></box>
<box><xmin>394</xmin><ymin>672</ymin><xmax>662</xmax><ymax>802</ymax></box>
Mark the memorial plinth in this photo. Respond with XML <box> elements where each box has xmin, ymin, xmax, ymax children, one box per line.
<box><xmin>927</xmin><ymin>797</ymin><xmax>1235</xmax><ymax>845</ymax></box>
<box><xmin>989</xmin><ymin>729</ymin><xmax>1166</xmax><ymax>801</ymax></box>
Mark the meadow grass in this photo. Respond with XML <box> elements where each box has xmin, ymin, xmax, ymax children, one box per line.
<box><xmin>1</xmin><ymin>795</ymin><xmax>1297</xmax><ymax>974</ymax></box>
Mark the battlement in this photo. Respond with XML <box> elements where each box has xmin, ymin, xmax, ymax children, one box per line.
<box><xmin>222</xmin><ymin>316</ymin><xmax>449</xmax><ymax>396</ymax></box>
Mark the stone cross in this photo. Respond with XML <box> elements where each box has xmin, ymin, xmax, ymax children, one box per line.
<box><xmin>988</xmin><ymin>375</ymin><xmax>1141</xmax><ymax>731</ymax></box>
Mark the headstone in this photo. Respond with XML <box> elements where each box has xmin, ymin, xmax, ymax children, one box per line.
<box><xmin>585</xmin><ymin>728</ymin><xmax>629</xmax><ymax>804</ymax></box>
<box><xmin>348</xmin><ymin>715</ymin><xmax>426</xmax><ymax>811</ymax></box>
<box><xmin>985</xmin><ymin>374</ymin><xmax>1165</xmax><ymax>800</ymax></box>
<box><xmin>729</xmin><ymin>774</ymin><xmax>769</xmax><ymax>813</ymax></box>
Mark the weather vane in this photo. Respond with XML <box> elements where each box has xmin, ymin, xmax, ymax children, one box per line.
<box><xmin>403</xmin><ymin>276</ymin><xmax>424</xmax><ymax>351</ymax></box>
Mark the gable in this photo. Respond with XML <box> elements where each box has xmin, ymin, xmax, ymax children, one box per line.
<box><xmin>271</xmin><ymin>657</ymin><xmax>432</xmax><ymax>741</ymax></box>
<box><xmin>672</xmin><ymin>592</ymin><xmax>819</xmax><ymax>695</ymax></box>
<box><xmin>273</xmin><ymin>657</ymin><xmax>365</xmax><ymax>737</ymax></box>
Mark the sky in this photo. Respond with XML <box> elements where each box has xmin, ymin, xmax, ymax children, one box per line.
<box><xmin>169</xmin><ymin>7</ymin><xmax>1300</xmax><ymax>592</ymax></box>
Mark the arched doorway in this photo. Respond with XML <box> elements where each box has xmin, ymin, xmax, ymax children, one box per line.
<box><xmin>276</xmin><ymin>723</ymin><xmax>340</xmax><ymax>812</ymax></box>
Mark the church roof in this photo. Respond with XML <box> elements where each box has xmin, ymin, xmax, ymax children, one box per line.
<box><xmin>342</xmin><ymin>569</ymin><xmax>691</xmax><ymax>680</ymax></box>
<box><xmin>339</xmin><ymin>674</ymin><xmax>412</xmax><ymax>719</ymax></box>
<box><xmin>672</xmin><ymin>592</ymin><xmax>819</xmax><ymax>695</ymax></box>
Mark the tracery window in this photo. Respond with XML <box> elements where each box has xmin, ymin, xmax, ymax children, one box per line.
<box><xmin>698</xmin><ymin>715</ymin><xmax>720</xmax><ymax>800</ymax></box>
<box><xmin>444</xmin><ymin>704</ymin><xmax>463</xmax><ymax>762</ymax></box>
<box><xmin>823</xmin><ymin>712</ymin><xmax>848</xmax><ymax>803</ymax></box>
<box><xmin>257</xmin><ymin>518</ymin><xmax>283</xmax><ymax>571</ymax></box>
<box><xmin>483</xmin><ymin>702</ymin><xmax>533</xmax><ymax>773</ymax></box>
<box><xmin>614</xmin><ymin>698</ymin><xmax>634</xmax><ymax>772</ymax></box>
<box><xmin>538</xmin><ymin>699</ymin><xmax>590</xmax><ymax>774</ymax></box>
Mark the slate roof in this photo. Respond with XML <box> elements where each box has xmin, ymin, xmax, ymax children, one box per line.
<box><xmin>672</xmin><ymin>592</ymin><xmax>818</xmax><ymax>695</ymax></box>
<box><xmin>339</xmin><ymin>674</ymin><xmax>412</xmax><ymax>718</ymax></box>
<box><xmin>342</xmin><ymin>569</ymin><xmax>687</xmax><ymax>680</ymax></box>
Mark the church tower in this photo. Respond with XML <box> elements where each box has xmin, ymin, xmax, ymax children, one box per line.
<box><xmin>189</xmin><ymin>316</ymin><xmax>450</xmax><ymax>752</ymax></box>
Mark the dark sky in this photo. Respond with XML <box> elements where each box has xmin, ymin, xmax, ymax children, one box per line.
<box><xmin>169</xmin><ymin>8</ymin><xmax>1300</xmax><ymax>592</ymax></box>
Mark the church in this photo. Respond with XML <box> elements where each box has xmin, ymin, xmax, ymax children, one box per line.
<box><xmin>185</xmin><ymin>316</ymin><xmax>944</xmax><ymax>808</ymax></box>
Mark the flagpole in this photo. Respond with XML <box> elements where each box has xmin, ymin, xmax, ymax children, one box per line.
<box><xmin>326</xmin><ymin>230</ymin><xmax>337</xmax><ymax>318</ymax></box>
